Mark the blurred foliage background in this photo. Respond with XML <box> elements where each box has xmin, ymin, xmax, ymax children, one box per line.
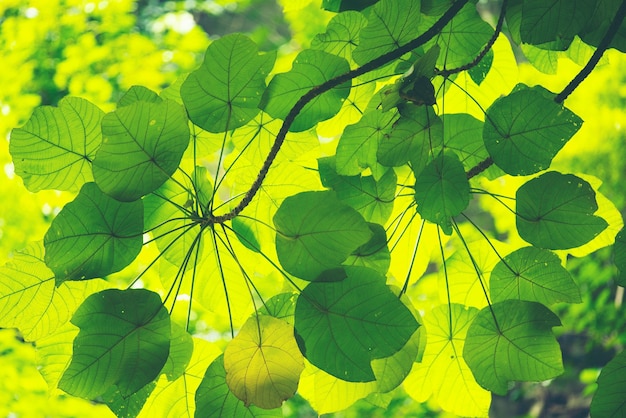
<box><xmin>0</xmin><ymin>0</ymin><xmax>625</xmax><ymax>416</ymax></box>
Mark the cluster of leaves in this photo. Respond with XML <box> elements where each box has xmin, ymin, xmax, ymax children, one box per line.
<box><xmin>3</xmin><ymin>0</ymin><xmax>626</xmax><ymax>416</ymax></box>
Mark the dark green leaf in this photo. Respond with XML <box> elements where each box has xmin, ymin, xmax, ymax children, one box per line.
<box><xmin>615</xmin><ymin>228</ymin><xmax>626</xmax><ymax>287</ymax></box>
<box><xmin>118</xmin><ymin>86</ymin><xmax>162</xmax><ymax>107</ymax></box>
<box><xmin>181</xmin><ymin>34</ymin><xmax>275</xmax><ymax>133</ymax></box>
<box><xmin>59</xmin><ymin>289</ymin><xmax>170</xmax><ymax>399</ymax></box>
<box><xmin>441</xmin><ymin>113</ymin><xmax>488</xmax><ymax>171</ymax></box>
<box><xmin>93</xmin><ymin>99</ymin><xmax>190</xmax><ymax>201</ymax></box>
<box><xmin>516</xmin><ymin>171</ymin><xmax>608</xmax><ymax>250</ymax></box>
<box><xmin>590</xmin><ymin>350</ymin><xmax>626</xmax><ymax>417</ymax></box>
<box><xmin>335</xmin><ymin>109</ymin><xmax>396</xmax><ymax>177</ymax></box>
<box><xmin>10</xmin><ymin>96</ymin><xmax>103</xmax><ymax>192</ymax></box>
<box><xmin>102</xmin><ymin>383</ymin><xmax>156</xmax><ymax>418</ymax></box>
<box><xmin>195</xmin><ymin>355</ymin><xmax>281</xmax><ymax>418</ymax></box>
<box><xmin>414</xmin><ymin>152</ymin><xmax>470</xmax><ymax>235</ymax></box>
<box><xmin>352</xmin><ymin>0</ymin><xmax>422</xmax><ymax>65</ymax></box>
<box><xmin>377</xmin><ymin>104</ymin><xmax>442</xmax><ymax>171</ymax></box>
<box><xmin>162</xmin><ymin>323</ymin><xmax>194</xmax><ymax>381</ymax></box>
<box><xmin>520</xmin><ymin>0</ymin><xmax>593</xmax><ymax>46</ymax></box>
<box><xmin>294</xmin><ymin>266</ymin><xmax>418</xmax><ymax>382</ymax></box>
<box><xmin>258</xmin><ymin>293</ymin><xmax>298</xmax><ymax>323</ymax></box>
<box><xmin>579</xmin><ymin>0</ymin><xmax>626</xmax><ymax>52</ymax></box>
<box><xmin>344</xmin><ymin>223</ymin><xmax>391</xmax><ymax>275</ymax></box>
<box><xmin>44</xmin><ymin>182</ymin><xmax>143</xmax><ymax>284</ymax></box>
<box><xmin>483</xmin><ymin>85</ymin><xmax>582</xmax><ymax>175</ymax></box>
<box><xmin>273</xmin><ymin>191</ymin><xmax>372</xmax><ymax>281</ymax></box>
<box><xmin>322</xmin><ymin>0</ymin><xmax>378</xmax><ymax>12</ymax></box>
<box><xmin>490</xmin><ymin>246</ymin><xmax>581</xmax><ymax>305</ymax></box>
<box><xmin>232</xmin><ymin>217</ymin><xmax>261</xmax><ymax>253</ymax></box>
<box><xmin>311</xmin><ymin>11</ymin><xmax>368</xmax><ymax>60</ymax></box>
<box><xmin>261</xmin><ymin>49</ymin><xmax>350</xmax><ymax>132</ymax></box>
<box><xmin>468</xmin><ymin>48</ymin><xmax>493</xmax><ymax>85</ymax></box>
<box><xmin>464</xmin><ymin>300</ymin><xmax>563</xmax><ymax>395</ymax></box>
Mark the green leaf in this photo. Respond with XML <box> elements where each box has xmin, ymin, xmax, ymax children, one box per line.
<box><xmin>258</xmin><ymin>293</ymin><xmax>298</xmax><ymax>323</ymax></box>
<box><xmin>344</xmin><ymin>223</ymin><xmax>391</xmax><ymax>275</ymax></box>
<box><xmin>468</xmin><ymin>48</ymin><xmax>493</xmax><ymax>85</ymax></box>
<box><xmin>261</xmin><ymin>49</ymin><xmax>351</xmax><ymax>132</ymax></box>
<box><xmin>413</xmin><ymin>152</ymin><xmax>470</xmax><ymax>235</ymax></box>
<box><xmin>273</xmin><ymin>191</ymin><xmax>372</xmax><ymax>281</ymax></box>
<box><xmin>516</xmin><ymin>171</ymin><xmax>608</xmax><ymax>250</ymax></box>
<box><xmin>441</xmin><ymin>113</ymin><xmax>488</xmax><ymax>171</ymax></box>
<box><xmin>294</xmin><ymin>266</ymin><xmax>418</xmax><ymax>382</ymax></box>
<box><xmin>311</xmin><ymin>11</ymin><xmax>368</xmax><ymax>60</ymax></box>
<box><xmin>44</xmin><ymin>182</ymin><xmax>143</xmax><ymax>284</ymax></box>
<box><xmin>404</xmin><ymin>304</ymin><xmax>491</xmax><ymax>417</ymax></box>
<box><xmin>615</xmin><ymin>228</ymin><xmax>626</xmax><ymax>287</ymax></box>
<box><xmin>162</xmin><ymin>322</ymin><xmax>194</xmax><ymax>381</ymax></box>
<box><xmin>0</xmin><ymin>242</ymin><xmax>107</xmax><ymax>341</ymax></box>
<box><xmin>224</xmin><ymin>315</ymin><xmax>304</xmax><ymax>409</ymax></box>
<box><xmin>118</xmin><ymin>85</ymin><xmax>162</xmax><ymax>107</ymax></box>
<box><xmin>59</xmin><ymin>289</ymin><xmax>170</xmax><ymax>399</ymax></box>
<box><xmin>579</xmin><ymin>0</ymin><xmax>626</xmax><ymax>52</ymax></box>
<box><xmin>102</xmin><ymin>383</ymin><xmax>156</xmax><ymax>418</ymax></box>
<box><xmin>352</xmin><ymin>0</ymin><xmax>422</xmax><ymax>65</ymax></box>
<box><xmin>195</xmin><ymin>355</ymin><xmax>282</xmax><ymax>418</ymax></box>
<box><xmin>232</xmin><ymin>217</ymin><xmax>261</xmax><ymax>253</ymax></box>
<box><xmin>377</xmin><ymin>104</ymin><xmax>442</xmax><ymax>172</ymax></box>
<box><xmin>9</xmin><ymin>96</ymin><xmax>103</xmax><ymax>192</ymax></box>
<box><xmin>319</xmin><ymin>156</ymin><xmax>397</xmax><ymax>224</ymax></box>
<box><xmin>335</xmin><ymin>109</ymin><xmax>396</xmax><ymax>177</ymax></box>
<box><xmin>520</xmin><ymin>0</ymin><xmax>593</xmax><ymax>46</ymax></box>
<box><xmin>490</xmin><ymin>246</ymin><xmax>581</xmax><ymax>305</ymax></box>
<box><xmin>590</xmin><ymin>350</ymin><xmax>626</xmax><ymax>417</ymax></box>
<box><xmin>483</xmin><ymin>85</ymin><xmax>583</xmax><ymax>175</ymax></box>
<box><xmin>464</xmin><ymin>300</ymin><xmax>563</xmax><ymax>395</ymax></box>
<box><xmin>322</xmin><ymin>0</ymin><xmax>378</xmax><ymax>12</ymax></box>
<box><xmin>181</xmin><ymin>34</ymin><xmax>275</xmax><ymax>133</ymax></box>
<box><xmin>92</xmin><ymin>99</ymin><xmax>190</xmax><ymax>201</ymax></box>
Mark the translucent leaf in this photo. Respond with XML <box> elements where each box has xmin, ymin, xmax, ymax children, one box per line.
<box><xmin>352</xmin><ymin>0</ymin><xmax>422</xmax><ymax>65</ymax></box>
<box><xmin>0</xmin><ymin>242</ymin><xmax>108</xmax><ymax>341</ymax></box>
<box><xmin>93</xmin><ymin>99</ymin><xmax>190</xmax><ymax>201</ymax></box>
<box><xmin>404</xmin><ymin>304</ymin><xmax>490</xmax><ymax>417</ymax></box>
<box><xmin>224</xmin><ymin>315</ymin><xmax>304</xmax><ymax>409</ymax></box>
<box><xmin>413</xmin><ymin>152</ymin><xmax>470</xmax><ymax>235</ymax></box>
<box><xmin>377</xmin><ymin>104</ymin><xmax>442</xmax><ymax>172</ymax></box>
<box><xmin>102</xmin><ymin>383</ymin><xmax>155</xmax><ymax>418</ymax></box>
<box><xmin>520</xmin><ymin>0</ymin><xmax>593</xmax><ymax>46</ymax></box>
<box><xmin>261</xmin><ymin>49</ymin><xmax>351</xmax><ymax>132</ymax></box>
<box><xmin>490</xmin><ymin>246</ymin><xmax>581</xmax><ymax>305</ymax></box>
<box><xmin>615</xmin><ymin>228</ymin><xmax>626</xmax><ymax>287</ymax></box>
<box><xmin>9</xmin><ymin>96</ymin><xmax>103</xmax><ymax>192</ymax></box>
<box><xmin>37</xmin><ymin>322</ymin><xmax>79</xmax><ymax>390</ymax></box>
<box><xmin>294</xmin><ymin>266</ymin><xmax>418</xmax><ymax>382</ymax></box>
<box><xmin>232</xmin><ymin>217</ymin><xmax>261</xmax><ymax>253</ymax></box>
<box><xmin>44</xmin><ymin>182</ymin><xmax>144</xmax><ymax>284</ymax></box>
<box><xmin>590</xmin><ymin>350</ymin><xmax>626</xmax><ymax>417</ymax></box>
<box><xmin>441</xmin><ymin>113</ymin><xmax>489</xmax><ymax>172</ymax></box>
<box><xmin>468</xmin><ymin>48</ymin><xmax>493</xmax><ymax>85</ymax></box>
<box><xmin>273</xmin><ymin>191</ymin><xmax>372</xmax><ymax>281</ymax></box>
<box><xmin>118</xmin><ymin>85</ymin><xmax>162</xmax><ymax>107</ymax></box>
<box><xmin>311</xmin><ymin>11</ymin><xmax>368</xmax><ymax>61</ymax></box>
<box><xmin>140</xmin><ymin>338</ymin><xmax>221</xmax><ymax>418</ymax></box>
<box><xmin>59</xmin><ymin>289</ymin><xmax>171</xmax><ymax>399</ymax></box>
<box><xmin>318</xmin><ymin>156</ymin><xmax>397</xmax><ymax>224</ymax></box>
<box><xmin>162</xmin><ymin>323</ymin><xmax>194</xmax><ymax>381</ymax></box>
<box><xmin>335</xmin><ymin>109</ymin><xmax>396</xmax><ymax>178</ymax></box>
<box><xmin>258</xmin><ymin>293</ymin><xmax>297</xmax><ymax>323</ymax></box>
<box><xmin>181</xmin><ymin>34</ymin><xmax>275</xmax><ymax>133</ymax></box>
<box><xmin>464</xmin><ymin>300</ymin><xmax>563</xmax><ymax>395</ymax></box>
<box><xmin>483</xmin><ymin>85</ymin><xmax>583</xmax><ymax>175</ymax></box>
<box><xmin>344</xmin><ymin>223</ymin><xmax>391</xmax><ymax>275</ymax></box>
<box><xmin>322</xmin><ymin>0</ymin><xmax>378</xmax><ymax>12</ymax></box>
<box><xmin>196</xmin><ymin>355</ymin><xmax>282</xmax><ymax>418</ymax></box>
<box><xmin>516</xmin><ymin>171</ymin><xmax>608</xmax><ymax>250</ymax></box>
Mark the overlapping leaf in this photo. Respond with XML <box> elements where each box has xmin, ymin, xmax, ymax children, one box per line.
<box><xmin>224</xmin><ymin>315</ymin><xmax>304</xmax><ymax>409</ymax></box>
<box><xmin>615</xmin><ymin>228</ymin><xmax>626</xmax><ymax>286</ymax></box>
<box><xmin>483</xmin><ymin>85</ymin><xmax>583</xmax><ymax>175</ymax></box>
<box><xmin>404</xmin><ymin>304</ymin><xmax>490</xmax><ymax>417</ymax></box>
<box><xmin>516</xmin><ymin>171</ymin><xmax>608</xmax><ymax>250</ymax></box>
<box><xmin>520</xmin><ymin>0</ymin><xmax>593</xmax><ymax>46</ymax></box>
<box><xmin>9</xmin><ymin>96</ymin><xmax>103</xmax><ymax>192</ymax></box>
<box><xmin>181</xmin><ymin>34</ymin><xmax>275</xmax><ymax>133</ymax></box>
<box><xmin>590</xmin><ymin>350</ymin><xmax>626</xmax><ymax>417</ymax></box>
<box><xmin>344</xmin><ymin>223</ymin><xmax>391</xmax><ymax>274</ymax></box>
<box><xmin>352</xmin><ymin>0</ymin><xmax>422</xmax><ymax>65</ymax></box>
<box><xmin>294</xmin><ymin>266</ymin><xmax>418</xmax><ymax>382</ymax></box>
<box><xmin>464</xmin><ymin>300</ymin><xmax>563</xmax><ymax>395</ymax></box>
<box><xmin>44</xmin><ymin>182</ymin><xmax>143</xmax><ymax>284</ymax></box>
<box><xmin>92</xmin><ymin>99</ymin><xmax>189</xmax><ymax>201</ymax></box>
<box><xmin>311</xmin><ymin>11</ymin><xmax>368</xmax><ymax>61</ymax></box>
<box><xmin>490</xmin><ymin>246</ymin><xmax>581</xmax><ymax>305</ymax></box>
<box><xmin>59</xmin><ymin>289</ymin><xmax>170</xmax><ymax>399</ymax></box>
<box><xmin>0</xmin><ymin>242</ymin><xmax>108</xmax><ymax>341</ymax></box>
<box><xmin>273</xmin><ymin>191</ymin><xmax>372</xmax><ymax>281</ymax></box>
<box><xmin>261</xmin><ymin>49</ymin><xmax>351</xmax><ymax>132</ymax></box>
<box><xmin>414</xmin><ymin>152</ymin><xmax>470</xmax><ymax>235</ymax></box>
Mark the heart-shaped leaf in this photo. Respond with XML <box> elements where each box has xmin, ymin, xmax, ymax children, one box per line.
<box><xmin>44</xmin><ymin>182</ymin><xmax>143</xmax><ymax>284</ymax></box>
<box><xmin>59</xmin><ymin>289</ymin><xmax>170</xmax><ymax>399</ymax></box>
<box><xmin>590</xmin><ymin>350</ymin><xmax>626</xmax><ymax>417</ymax></box>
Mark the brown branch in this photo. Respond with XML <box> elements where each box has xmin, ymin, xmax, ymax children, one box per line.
<box><xmin>438</xmin><ymin>0</ymin><xmax>508</xmax><ymax>78</ymax></box>
<box><xmin>467</xmin><ymin>0</ymin><xmax>626</xmax><ymax>180</ymax></box>
<box><xmin>211</xmin><ymin>0</ymin><xmax>470</xmax><ymax>223</ymax></box>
